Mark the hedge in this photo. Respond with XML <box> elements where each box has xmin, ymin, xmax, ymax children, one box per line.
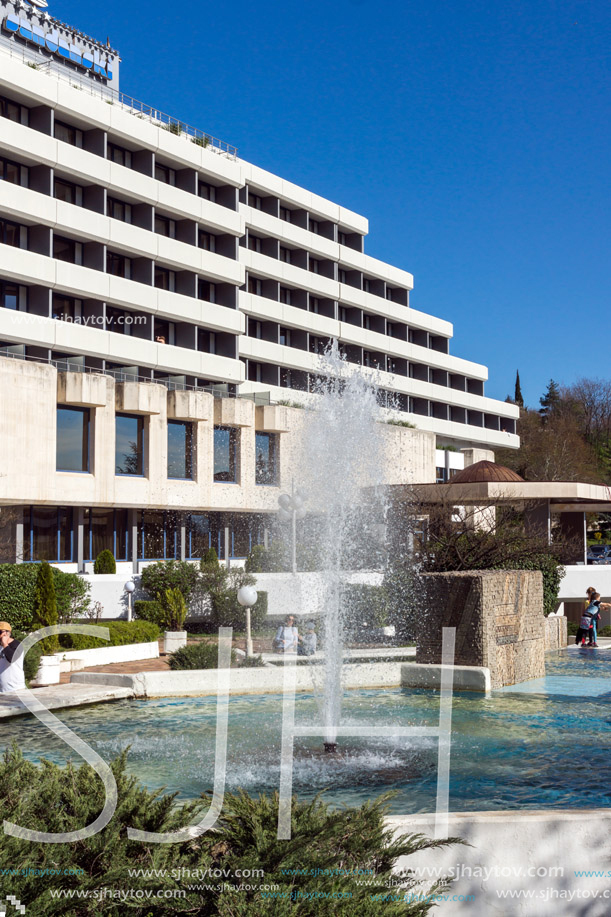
<box><xmin>59</xmin><ymin>621</ymin><xmax>160</xmax><ymax>651</ymax></box>
<box><xmin>0</xmin><ymin>564</ymin><xmax>90</xmax><ymax>631</ymax></box>
<box><xmin>168</xmin><ymin>641</ymin><xmax>236</xmax><ymax>670</ymax></box>
<box><xmin>133</xmin><ymin>599</ymin><xmax>165</xmax><ymax>627</ymax></box>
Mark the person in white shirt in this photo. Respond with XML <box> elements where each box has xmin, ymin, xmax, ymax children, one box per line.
<box><xmin>0</xmin><ymin>622</ymin><xmax>26</xmax><ymax>693</ymax></box>
<box><xmin>273</xmin><ymin>615</ymin><xmax>299</xmax><ymax>653</ymax></box>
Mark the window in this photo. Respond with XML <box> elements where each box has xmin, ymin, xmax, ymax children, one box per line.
<box><xmin>255</xmin><ymin>432</ymin><xmax>278</xmax><ymax>485</ymax></box>
<box><xmin>198</xmin><ymin>328</ymin><xmax>216</xmax><ymax>352</ymax></box>
<box><xmin>86</xmin><ymin>507</ymin><xmax>128</xmax><ymax>561</ymax></box>
<box><xmin>199</xmin><ymin>182</ymin><xmax>215</xmax><ymax>202</ymax></box>
<box><xmin>108</xmin><ymin>197</ymin><xmax>132</xmax><ymax>222</ymax></box>
<box><xmin>25</xmin><ymin>506</ymin><xmax>73</xmax><ymax>562</ymax></box>
<box><xmin>279</xmin><ymin>207</ymin><xmax>291</xmax><ymax>222</ymax></box>
<box><xmin>0</xmin><ymin>219</ymin><xmax>22</xmax><ymax>247</ymax></box>
<box><xmin>0</xmin><ymin>282</ymin><xmax>19</xmax><ymax>310</ymax></box>
<box><xmin>279</xmin><ymin>247</ymin><xmax>291</xmax><ymax>264</ymax></box>
<box><xmin>52</xmin><ymin>295</ymin><xmax>76</xmax><ymax>321</ymax></box>
<box><xmin>56</xmin><ymin>407</ymin><xmax>89</xmax><ymax>472</ymax></box>
<box><xmin>54</xmin><ymin>179</ymin><xmax>82</xmax><ymax>205</ymax></box>
<box><xmin>247</xmin><ymin>276</ymin><xmax>262</xmax><ymax>296</ymax></box>
<box><xmin>155</xmin><ymin>215</ymin><xmax>175</xmax><ymax>237</ymax></box>
<box><xmin>363</xmin><ymin>278</ymin><xmax>370</xmax><ymax>293</ymax></box>
<box><xmin>198</xmin><ymin>279</ymin><xmax>216</xmax><ymax>302</ymax></box>
<box><xmin>155</xmin><ymin>163</ymin><xmax>174</xmax><ymax>185</ymax></box>
<box><xmin>0</xmin><ymin>157</ymin><xmax>21</xmax><ymax>185</ymax></box>
<box><xmin>168</xmin><ymin>420</ymin><xmax>194</xmax><ymax>479</ymax></box>
<box><xmin>247</xmin><ymin>234</ymin><xmax>262</xmax><ymax>253</ymax></box>
<box><xmin>199</xmin><ymin>230</ymin><xmax>213</xmax><ymax>251</ymax></box>
<box><xmin>248</xmin><ymin>192</ymin><xmax>262</xmax><ymax>209</ymax></box>
<box><xmin>279</xmin><ymin>327</ymin><xmax>291</xmax><ymax>346</ymax></box>
<box><xmin>386</xmin><ymin>287</ymin><xmax>394</xmax><ymax>301</ymax></box>
<box><xmin>154</xmin><ymin>318</ymin><xmax>175</xmax><ymax>345</ymax></box>
<box><xmin>108</xmin><ymin>143</ymin><xmax>132</xmax><ymax>168</ymax></box>
<box><xmin>0</xmin><ymin>95</ymin><xmax>21</xmax><ymax>122</ymax></box>
<box><xmin>154</xmin><ymin>267</ymin><xmax>173</xmax><ymax>290</ymax></box>
<box><xmin>310</xmin><ymin>219</ymin><xmax>319</xmax><ymax>234</ymax></box>
<box><xmin>53</xmin><ymin>236</ymin><xmax>77</xmax><ymax>263</ymax></box>
<box><xmin>338</xmin><ymin>232</ymin><xmax>347</xmax><ymax>246</ymax></box>
<box><xmin>115</xmin><ymin>414</ymin><xmax>144</xmax><ymax>475</ymax></box>
<box><xmin>248</xmin><ymin>318</ymin><xmax>262</xmax><ymax>338</ymax></box>
<box><xmin>279</xmin><ymin>287</ymin><xmax>291</xmax><ymax>305</ymax></box>
<box><xmin>107</xmin><ymin>252</ymin><xmax>130</xmax><ymax>278</ymax></box>
<box><xmin>310</xmin><ymin>297</ymin><xmax>320</xmax><ymax>313</ymax></box>
<box><xmin>54</xmin><ymin>121</ymin><xmax>81</xmax><ymax>146</ymax></box>
<box><xmin>338</xmin><ymin>269</ymin><xmax>346</xmax><ymax>284</ymax></box>
<box><xmin>106</xmin><ymin>306</ymin><xmax>127</xmax><ymax>334</ymax></box>
<box><xmin>310</xmin><ymin>258</ymin><xmax>319</xmax><ymax>274</ymax></box>
<box><xmin>339</xmin><ymin>306</ymin><xmax>347</xmax><ymax>322</ymax></box>
<box><xmin>214</xmin><ymin>426</ymin><xmax>238</xmax><ymax>482</ymax></box>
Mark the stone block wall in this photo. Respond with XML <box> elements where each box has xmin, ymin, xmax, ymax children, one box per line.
<box><xmin>544</xmin><ymin>615</ymin><xmax>568</xmax><ymax>651</ymax></box>
<box><xmin>417</xmin><ymin>570</ymin><xmax>545</xmax><ymax>689</ymax></box>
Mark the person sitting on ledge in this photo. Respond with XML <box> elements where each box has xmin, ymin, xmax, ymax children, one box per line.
<box><xmin>273</xmin><ymin>615</ymin><xmax>298</xmax><ymax>653</ymax></box>
<box><xmin>0</xmin><ymin>622</ymin><xmax>25</xmax><ymax>693</ymax></box>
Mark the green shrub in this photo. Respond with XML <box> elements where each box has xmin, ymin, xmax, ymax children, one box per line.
<box><xmin>133</xmin><ymin>599</ymin><xmax>164</xmax><ymax>627</ymax></box>
<box><xmin>158</xmin><ymin>587</ymin><xmax>187</xmax><ymax>631</ymax></box>
<box><xmin>598</xmin><ymin>625</ymin><xmax>611</xmax><ymax>637</ymax></box>
<box><xmin>94</xmin><ymin>549</ymin><xmax>116</xmax><ymax>574</ymax></box>
<box><xmin>33</xmin><ymin>561</ymin><xmax>59</xmax><ymax>655</ymax></box>
<box><xmin>240</xmin><ymin>653</ymin><xmax>265</xmax><ymax>667</ymax></box>
<box><xmin>567</xmin><ymin>620</ymin><xmax>579</xmax><ymax>636</ymax></box>
<box><xmin>505</xmin><ymin>554</ymin><xmax>565</xmax><ymax>617</ymax></box>
<box><xmin>140</xmin><ymin>560</ymin><xmax>198</xmax><ymax>604</ymax></box>
<box><xmin>53</xmin><ymin>568</ymin><xmax>91</xmax><ymax>623</ymax></box>
<box><xmin>168</xmin><ymin>641</ymin><xmax>236</xmax><ymax>670</ymax></box>
<box><xmin>59</xmin><ymin>621</ymin><xmax>159</xmax><ymax>651</ymax></box>
<box><xmin>0</xmin><ymin>564</ymin><xmax>90</xmax><ymax>631</ymax></box>
<box><xmin>244</xmin><ymin>544</ymin><xmax>266</xmax><ymax>573</ymax></box>
<box><xmin>12</xmin><ymin>631</ymin><xmax>43</xmax><ymax>685</ymax></box>
<box><xmin>0</xmin><ymin>746</ymin><xmax>460</xmax><ymax>915</ymax></box>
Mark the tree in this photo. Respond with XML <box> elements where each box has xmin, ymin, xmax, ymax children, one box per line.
<box><xmin>33</xmin><ymin>560</ymin><xmax>59</xmax><ymax>655</ymax></box>
<box><xmin>514</xmin><ymin>370</ymin><xmax>524</xmax><ymax>408</ymax></box>
<box><xmin>539</xmin><ymin>379</ymin><xmax>561</xmax><ymax>420</ymax></box>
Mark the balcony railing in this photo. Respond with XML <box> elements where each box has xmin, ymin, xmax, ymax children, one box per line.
<box><xmin>0</xmin><ymin>40</ymin><xmax>238</xmax><ymax>159</ymax></box>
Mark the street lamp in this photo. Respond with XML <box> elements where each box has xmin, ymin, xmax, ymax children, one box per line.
<box><xmin>124</xmin><ymin>579</ymin><xmax>136</xmax><ymax>622</ymax></box>
<box><xmin>278</xmin><ymin>486</ymin><xmax>307</xmax><ymax>575</ymax></box>
<box><xmin>237</xmin><ymin>585</ymin><xmax>258</xmax><ymax>657</ymax></box>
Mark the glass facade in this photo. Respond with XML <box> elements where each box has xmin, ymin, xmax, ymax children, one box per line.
<box><xmin>86</xmin><ymin>508</ymin><xmax>129</xmax><ymax>561</ymax></box>
<box><xmin>255</xmin><ymin>432</ymin><xmax>278</xmax><ymax>485</ymax></box>
<box><xmin>56</xmin><ymin>407</ymin><xmax>89</xmax><ymax>472</ymax></box>
<box><xmin>24</xmin><ymin>506</ymin><xmax>73</xmax><ymax>562</ymax></box>
<box><xmin>213</xmin><ymin>426</ymin><xmax>238</xmax><ymax>482</ymax></box>
<box><xmin>168</xmin><ymin>421</ymin><xmax>194</xmax><ymax>479</ymax></box>
<box><xmin>115</xmin><ymin>414</ymin><xmax>144</xmax><ymax>475</ymax></box>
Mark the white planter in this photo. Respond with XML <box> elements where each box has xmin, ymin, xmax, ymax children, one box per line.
<box><xmin>31</xmin><ymin>655</ymin><xmax>61</xmax><ymax>687</ymax></box>
<box><xmin>164</xmin><ymin>631</ymin><xmax>187</xmax><ymax>654</ymax></box>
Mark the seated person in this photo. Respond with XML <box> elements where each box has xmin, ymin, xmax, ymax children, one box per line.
<box><xmin>273</xmin><ymin>615</ymin><xmax>298</xmax><ymax>653</ymax></box>
<box><xmin>298</xmin><ymin>621</ymin><xmax>317</xmax><ymax>656</ymax></box>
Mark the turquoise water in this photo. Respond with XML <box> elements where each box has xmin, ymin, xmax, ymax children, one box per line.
<box><xmin>1</xmin><ymin>648</ymin><xmax>611</xmax><ymax>814</ymax></box>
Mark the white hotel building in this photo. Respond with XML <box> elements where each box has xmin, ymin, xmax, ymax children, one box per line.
<box><xmin>0</xmin><ymin>0</ymin><xmax>519</xmax><ymax>571</ymax></box>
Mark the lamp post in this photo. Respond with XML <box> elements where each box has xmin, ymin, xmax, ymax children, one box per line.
<box><xmin>237</xmin><ymin>585</ymin><xmax>258</xmax><ymax>657</ymax></box>
<box><xmin>278</xmin><ymin>485</ymin><xmax>307</xmax><ymax>575</ymax></box>
<box><xmin>124</xmin><ymin>579</ymin><xmax>135</xmax><ymax>622</ymax></box>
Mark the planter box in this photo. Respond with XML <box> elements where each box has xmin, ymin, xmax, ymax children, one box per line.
<box><xmin>55</xmin><ymin>640</ymin><xmax>159</xmax><ymax>674</ymax></box>
<box><xmin>164</xmin><ymin>631</ymin><xmax>187</xmax><ymax>654</ymax></box>
<box><xmin>31</xmin><ymin>655</ymin><xmax>61</xmax><ymax>687</ymax></box>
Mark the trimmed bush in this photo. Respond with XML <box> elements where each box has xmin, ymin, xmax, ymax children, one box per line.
<box><xmin>94</xmin><ymin>549</ymin><xmax>116</xmax><ymax>574</ymax></box>
<box><xmin>134</xmin><ymin>599</ymin><xmax>164</xmax><ymax>627</ymax></box>
<box><xmin>168</xmin><ymin>641</ymin><xmax>236</xmax><ymax>670</ymax></box>
<box><xmin>59</xmin><ymin>620</ymin><xmax>160</xmax><ymax>652</ymax></box>
<box><xmin>53</xmin><ymin>568</ymin><xmax>91</xmax><ymax>623</ymax></box>
<box><xmin>240</xmin><ymin>653</ymin><xmax>265</xmax><ymax>667</ymax></box>
<box><xmin>0</xmin><ymin>747</ymin><xmax>460</xmax><ymax>915</ymax></box>
<box><xmin>33</xmin><ymin>561</ymin><xmax>59</xmax><ymax>655</ymax></box>
<box><xmin>140</xmin><ymin>560</ymin><xmax>198</xmax><ymax>604</ymax></box>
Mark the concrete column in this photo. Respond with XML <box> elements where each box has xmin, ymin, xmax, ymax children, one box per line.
<box><xmin>76</xmin><ymin>507</ymin><xmax>85</xmax><ymax>573</ymax></box>
<box><xmin>15</xmin><ymin>511</ymin><xmax>24</xmax><ymax>564</ymax></box>
<box><xmin>180</xmin><ymin>516</ymin><xmax>187</xmax><ymax>562</ymax></box>
<box><xmin>263</xmin><ymin>528</ymin><xmax>269</xmax><ymax>550</ymax></box>
<box><xmin>225</xmin><ymin>526</ymin><xmax>231</xmax><ymax>570</ymax></box>
<box><xmin>129</xmin><ymin>509</ymin><xmax>139</xmax><ymax>574</ymax></box>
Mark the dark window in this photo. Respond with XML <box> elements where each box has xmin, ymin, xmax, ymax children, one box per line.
<box><xmin>53</xmin><ymin>236</ymin><xmax>76</xmax><ymax>263</ymax></box>
<box><xmin>0</xmin><ymin>157</ymin><xmax>21</xmax><ymax>184</ymax></box>
<box><xmin>199</xmin><ymin>230</ymin><xmax>212</xmax><ymax>250</ymax></box>
<box><xmin>154</xmin><ymin>318</ymin><xmax>174</xmax><ymax>345</ymax></box>
<box><xmin>247</xmin><ymin>235</ymin><xmax>261</xmax><ymax>252</ymax></box>
<box><xmin>279</xmin><ymin>207</ymin><xmax>291</xmax><ymax>222</ymax></box>
<box><xmin>280</xmin><ymin>247</ymin><xmax>291</xmax><ymax>264</ymax></box>
<box><xmin>107</xmin><ymin>252</ymin><xmax>129</xmax><ymax>277</ymax></box>
<box><xmin>168</xmin><ymin>421</ymin><xmax>194</xmax><ymax>479</ymax></box>
<box><xmin>108</xmin><ymin>197</ymin><xmax>131</xmax><ymax>222</ymax></box>
<box><xmin>339</xmin><ymin>232</ymin><xmax>347</xmax><ymax>245</ymax></box>
<box><xmin>0</xmin><ymin>220</ymin><xmax>21</xmax><ymax>247</ymax></box>
<box><xmin>106</xmin><ymin>306</ymin><xmax>127</xmax><ymax>333</ymax></box>
<box><xmin>0</xmin><ymin>282</ymin><xmax>19</xmax><ymax>310</ymax></box>
<box><xmin>279</xmin><ymin>327</ymin><xmax>291</xmax><ymax>346</ymax></box>
<box><xmin>54</xmin><ymin>179</ymin><xmax>81</xmax><ymax>205</ymax></box>
<box><xmin>115</xmin><ymin>414</ymin><xmax>144</xmax><ymax>475</ymax></box>
<box><xmin>54</xmin><ymin>121</ymin><xmax>79</xmax><ymax>145</ymax></box>
<box><xmin>155</xmin><ymin>215</ymin><xmax>171</xmax><ymax>236</ymax></box>
<box><xmin>26</xmin><ymin>506</ymin><xmax>73</xmax><ymax>562</ymax></box>
<box><xmin>154</xmin><ymin>267</ymin><xmax>171</xmax><ymax>290</ymax></box>
<box><xmin>108</xmin><ymin>143</ymin><xmax>131</xmax><ymax>167</ymax></box>
<box><xmin>87</xmin><ymin>507</ymin><xmax>128</xmax><ymax>561</ymax></box>
<box><xmin>198</xmin><ymin>279</ymin><xmax>215</xmax><ymax>302</ymax></box>
<box><xmin>0</xmin><ymin>96</ymin><xmax>21</xmax><ymax>122</ymax></box>
<box><xmin>56</xmin><ymin>407</ymin><xmax>89</xmax><ymax>472</ymax></box>
<box><xmin>310</xmin><ymin>219</ymin><xmax>319</xmax><ymax>234</ymax></box>
<box><xmin>279</xmin><ymin>287</ymin><xmax>291</xmax><ymax>305</ymax></box>
<box><xmin>248</xmin><ymin>192</ymin><xmax>262</xmax><ymax>209</ymax></box>
<box><xmin>52</xmin><ymin>295</ymin><xmax>75</xmax><ymax>321</ymax></box>
<box><xmin>155</xmin><ymin>163</ymin><xmax>173</xmax><ymax>184</ymax></box>
<box><xmin>214</xmin><ymin>426</ymin><xmax>238</xmax><ymax>482</ymax></box>
<box><xmin>188</xmin><ymin>513</ymin><xmax>210</xmax><ymax>558</ymax></box>
<box><xmin>255</xmin><ymin>432</ymin><xmax>278</xmax><ymax>485</ymax></box>
<box><xmin>199</xmin><ymin>182</ymin><xmax>215</xmax><ymax>201</ymax></box>
<box><xmin>247</xmin><ymin>276</ymin><xmax>262</xmax><ymax>296</ymax></box>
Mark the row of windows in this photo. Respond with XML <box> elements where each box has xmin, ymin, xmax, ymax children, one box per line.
<box><xmin>246</xmin><ymin>192</ymin><xmax>361</xmax><ymax>249</ymax></box>
<box><xmin>18</xmin><ymin>506</ymin><xmax>269</xmax><ymax>563</ymax></box>
<box><xmin>56</xmin><ymin>407</ymin><xmax>279</xmax><ymax>485</ymax></box>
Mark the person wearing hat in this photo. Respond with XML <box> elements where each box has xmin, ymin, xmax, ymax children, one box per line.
<box><xmin>0</xmin><ymin>623</ymin><xmax>25</xmax><ymax>693</ymax></box>
<box><xmin>297</xmin><ymin>621</ymin><xmax>317</xmax><ymax>657</ymax></box>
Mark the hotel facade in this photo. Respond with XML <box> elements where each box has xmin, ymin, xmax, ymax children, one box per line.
<box><xmin>0</xmin><ymin>0</ymin><xmax>519</xmax><ymax>572</ymax></box>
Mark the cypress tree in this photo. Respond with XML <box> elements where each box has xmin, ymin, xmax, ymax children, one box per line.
<box><xmin>514</xmin><ymin>370</ymin><xmax>524</xmax><ymax>408</ymax></box>
<box><xmin>33</xmin><ymin>561</ymin><xmax>59</xmax><ymax>655</ymax></box>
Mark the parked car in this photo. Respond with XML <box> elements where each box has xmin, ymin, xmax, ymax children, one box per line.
<box><xmin>587</xmin><ymin>545</ymin><xmax>611</xmax><ymax>565</ymax></box>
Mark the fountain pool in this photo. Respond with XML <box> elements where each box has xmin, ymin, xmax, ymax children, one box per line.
<box><xmin>3</xmin><ymin>649</ymin><xmax>611</xmax><ymax>814</ymax></box>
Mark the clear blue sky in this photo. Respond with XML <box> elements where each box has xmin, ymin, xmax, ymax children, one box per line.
<box><xmin>57</xmin><ymin>0</ymin><xmax>610</xmax><ymax>407</ymax></box>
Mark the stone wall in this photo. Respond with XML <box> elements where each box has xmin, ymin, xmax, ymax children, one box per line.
<box><xmin>544</xmin><ymin>615</ymin><xmax>568</xmax><ymax>651</ymax></box>
<box><xmin>417</xmin><ymin>570</ymin><xmax>545</xmax><ymax>689</ymax></box>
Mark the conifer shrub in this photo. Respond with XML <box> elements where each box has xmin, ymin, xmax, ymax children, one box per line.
<box><xmin>93</xmin><ymin>549</ymin><xmax>117</xmax><ymax>574</ymax></box>
<box><xmin>33</xmin><ymin>560</ymin><xmax>59</xmax><ymax>655</ymax></box>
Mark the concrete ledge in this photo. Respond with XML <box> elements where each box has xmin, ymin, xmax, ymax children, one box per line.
<box><xmin>401</xmin><ymin>663</ymin><xmax>492</xmax><ymax>693</ymax></box>
<box><xmin>0</xmin><ymin>684</ymin><xmax>134</xmax><ymax>719</ymax></box>
<box><xmin>72</xmin><ymin>661</ymin><xmax>405</xmax><ymax>697</ymax></box>
<box><xmin>56</xmin><ymin>640</ymin><xmax>159</xmax><ymax>673</ymax></box>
